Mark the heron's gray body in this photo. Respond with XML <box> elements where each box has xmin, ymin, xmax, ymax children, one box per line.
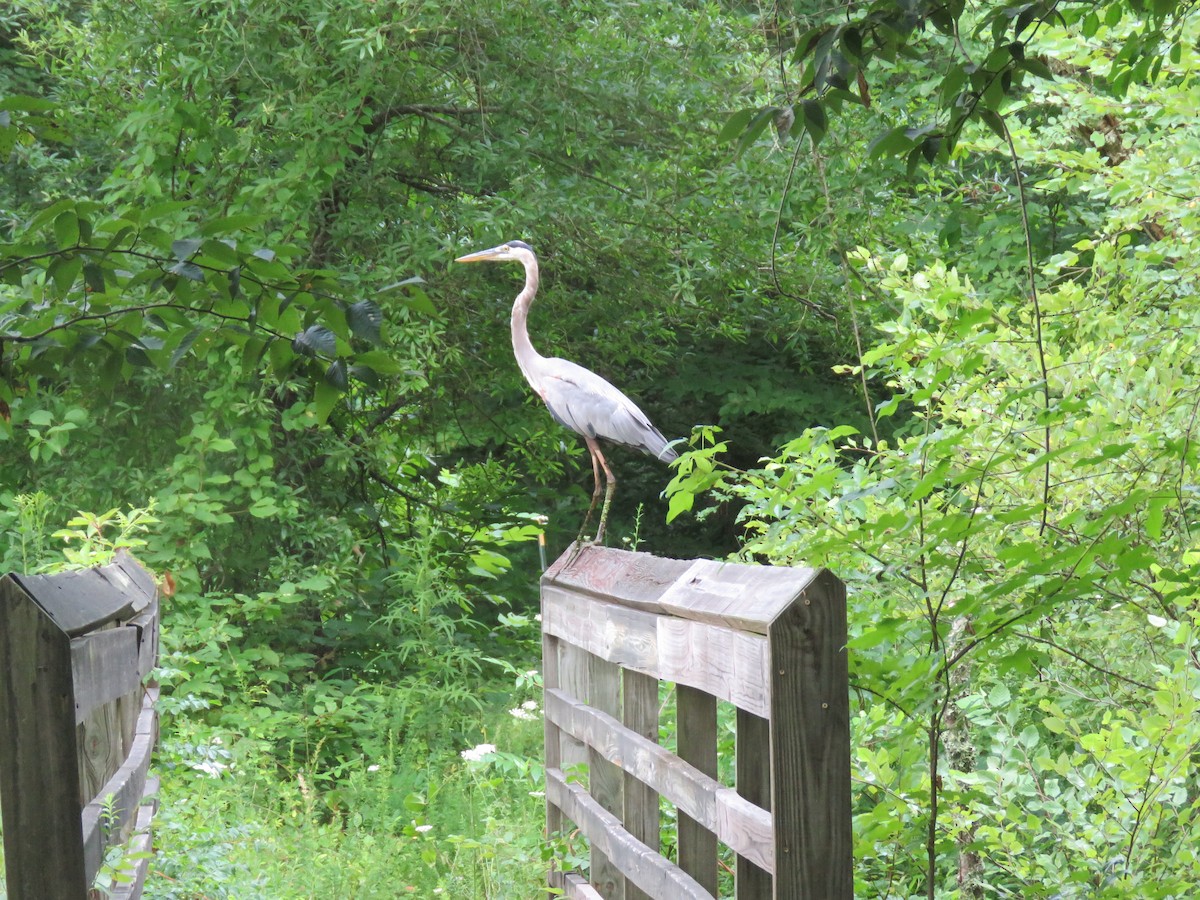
<box><xmin>456</xmin><ymin>239</ymin><xmax>677</xmax><ymax>542</ymax></box>
<box><xmin>522</xmin><ymin>353</ymin><xmax>677</xmax><ymax>463</ymax></box>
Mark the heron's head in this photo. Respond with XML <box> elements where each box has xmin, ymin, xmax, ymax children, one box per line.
<box><xmin>454</xmin><ymin>240</ymin><xmax>534</xmax><ymax>265</ymax></box>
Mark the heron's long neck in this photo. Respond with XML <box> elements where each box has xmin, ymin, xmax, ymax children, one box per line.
<box><xmin>511</xmin><ymin>254</ymin><xmax>544</xmax><ymax>381</ymax></box>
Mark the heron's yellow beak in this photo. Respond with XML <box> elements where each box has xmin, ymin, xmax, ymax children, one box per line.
<box><xmin>454</xmin><ymin>245</ymin><xmax>508</xmax><ymax>264</ymax></box>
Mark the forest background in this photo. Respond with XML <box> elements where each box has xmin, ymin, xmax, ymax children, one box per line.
<box><xmin>2</xmin><ymin>0</ymin><xmax>1200</xmax><ymax>897</ymax></box>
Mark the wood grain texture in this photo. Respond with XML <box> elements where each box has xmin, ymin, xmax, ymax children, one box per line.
<box><xmin>735</xmin><ymin>709</ymin><xmax>771</xmax><ymax>899</ymax></box>
<box><xmin>549</xmin><ymin>869</ymin><xmax>605</xmax><ymax>900</ymax></box>
<box><xmin>769</xmin><ymin>569</ymin><xmax>852</xmax><ymax>900</ymax></box>
<box><xmin>543</xmin><ymin>629</ymin><xmax>564</xmax><ymax>844</ymax></box>
<box><xmin>540</xmin><ymin>546</ymin><xmax>851</xmax><ymax>900</ymax></box>
<box><xmin>542</xmin><ymin>586</ymin><xmax>771</xmax><ymax>718</ymax></box>
<box><xmin>546</xmin><ymin>767</ymin><xmax>715</xmax><ymax>900</ymax></box>
<box><xmin>544</xmin><ymin>544</ymin><xmax>822</xmax><ymax>633</ymax></box>
<box><xmin>543</xmin><ymin>544</ymin><xmax>692</xmax><ymax>605</ymax></box>
<box><xmin>81</xmin><ymin>693</ymin><xmax>157</xmax><ymax>884</ymax></box>
<box><xmin>544</xmin><ymin>689</ymin><xmax>773</xmax><ymax>873</ymax></box>
<box><xmin>0</xmin><ymin>575</ymin><xmax>90</xmax><ymax>899</ymax></box>
<box><xmin>127</xmin><ymin>597</ymin><xmax>160</xmax><ymax>681</ymax></box>
<box><xmin>621</xmin><ymin>668</ymin><xmax>659</xmax><ymax>900</ymax></box>
<box><xmin>588</xmin><ymin>652</ymin><xmax>624</xmax><ymax>898</ymax></box>
<box><xmin>71</xmin><ymin>627</ymin><xmax>141</xmax><ymax>725</ymax></box>
<box><xmin>677</xmin><ymin>685</ymin><xmax>718</xmax><ymax>896</ymax></box>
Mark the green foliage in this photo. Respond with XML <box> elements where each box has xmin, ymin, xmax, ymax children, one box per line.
<box><xmin>724</xmin><ymin>0</ymin><xmax>1193</xmax><ymax>169</ymax></box>
<box><xmin>669</xmin><ymin>11</ymin><xmax>1200</xmax><ymax>892</ymax></box>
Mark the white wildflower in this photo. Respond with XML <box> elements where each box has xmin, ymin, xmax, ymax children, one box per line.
<box><xmin>460</xmin><ymin>742</ymin><xmax>496</xmax><ymax>762</ymax></box>
<box><xmin>415</xmin><ymin>824</ymin><xmax>433</xmax><ymax>834</ymax></box>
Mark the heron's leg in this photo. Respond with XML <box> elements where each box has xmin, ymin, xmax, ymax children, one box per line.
<box><xmin>592</xmin><ymin>442</ymin><xmax>618</xmax><ymax>545</ymax></box>
<box><xmin>576</xmin><ymin>438</ymin><xmax>605</xmax><ymax>544</ymax></box>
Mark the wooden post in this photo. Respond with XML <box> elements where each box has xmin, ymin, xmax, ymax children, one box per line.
<box><xmin>0</xmin><ymin>576</ymin><xmax>90</xmax><ymax>899</ymax></box>
<box><xmin>769</xmin><ymin>570</ymin><xmax>852</xmax><ymax>899</ymax></box>
<box><xmin>0</xmin><ymin>551</ymin><xmax>160</xmax><ymax>900</ymax></box>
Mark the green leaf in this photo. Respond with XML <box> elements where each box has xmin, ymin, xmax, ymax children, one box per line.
<box><xmin>735</xmin><ymin>106</ymin><xmax>778</xmax><ymax>157</ymax></box>
<box><xmin>868</xmin><ymin>125</ymin><xmax>911</xmax><ymax>159</ymax></box>
<box><xmin>54</xmin><ymin>210</ymin><xmax>79</xmax><ymax>249</ymax></box>
<box><xmin>349</xmin><ymin>364</ymin><xmax>380</xmax><ymax>387</ymax></box>
<box><xmin>169</xmin><ymin>260</ymin><xmax>205</xmax><ymax>282</ymax></box>
<box><xmin>801</xmin><ymin>100</ymin><xmax>827</xmax><ymax>145</ymax></box>
<box><xmin>83</xmin><ymin>263</ymin><xmax>106</xmax><ymax>294</ymax></box>
<box><xmin>0</xmin><ymin>95</ymin><xmax>57</xmax><ymax>113</ymax></box>
<box><xmin>717</xmin><ymin>107</ymin><xmax>757</xmax><ymax>144</ymax></box>
<box><xmin>666</xmin><ymin>488</ymin><xmax>694</xmax><ymax>522</ymax></box>
<box><xmin>49</xmin><ymin>255</ymin><xmax>83</xmax><ymax>294</ymax></box>
<box><xmin>171</xmin><ymin>238</ymin><xmax>202</xmax><ymax>259</ymax></box>
<box><xmin>1018</xmin><ymin>57</ymin><xmax>1055</xmax><ymax>81</ymax></box>
<box><xmin>988</xmin><ymin>683</ymin><xmax>1011</xmax><ymax>707</ymax></box>
<box><xmin>977</xmin><ymin>108</ymin><xmax>1008</xmax><ymax>141</ymax></box>
<box><xmin>352</xmin><ymin>350</ymin><xmax>405</xmax><ymax>375</ymax></box>
<box><xmin>199</xmin><ymin>238</ymin><xmax>240</xmax><ymax>267</ymax></box>
<box><xmin>199</xmin><ymin>214</ymin><xmax>265</xmax><ymax>236</ymax></box>
<box><xmin>313</xmin><ymin>381</ymin><xmax>341</xmax><ymax>424</ymax></box>
<box><xmin>293</xmin><ymin>324</ymin><xmax>337</xmax><ymax>357</ymax></box>
<box><xmin>324</xmin><ymin>358</ymin><xmax>349</xmax><ymax>390</ymax></box>
<box><xmin>346</xmin><ymin>300</ymin><xmax>383</xmax><ymax>344</ymax></box>
<box><xmin>169</xmin><ymin>327</ymin><xmax>205</xmax><ymax>368</ymax></box>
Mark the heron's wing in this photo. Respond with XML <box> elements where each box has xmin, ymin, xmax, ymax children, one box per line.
<box><xmin>532</xmin><ymin>357</ymin><xmax>677</xmax><ymax>462</ymax></box>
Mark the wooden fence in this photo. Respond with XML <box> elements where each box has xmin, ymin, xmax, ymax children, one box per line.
<box><xmin>541</xmin><ymin>545</ymin><xmax>851</xmax><ymax>900</ymax></box>
<box><xmin>0</xmin><ymin>549</ymin><xmax>160</xmax><ymax>900</ymax></box>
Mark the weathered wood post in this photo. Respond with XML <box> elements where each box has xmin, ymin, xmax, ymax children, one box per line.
<box><xmin>0</xmin><ymin>549</ymin><xmax>160</xmax><ymax>900</ymax></box>
<box><xmin>541</xmin><ymin>544</ymin><xmax>851</xmax><ymax>900</ymax></box>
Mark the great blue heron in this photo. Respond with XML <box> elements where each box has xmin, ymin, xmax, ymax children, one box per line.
<box><xmin>455</xmin><ymin>240</ymin><xmax>678</xmax><ymax>544</ymax></box>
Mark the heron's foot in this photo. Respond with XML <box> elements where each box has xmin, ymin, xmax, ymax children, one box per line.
<box><xmin>565</xmin><ymin>536</ymin><xmax>592</xmax><ymax>566</ymax></box>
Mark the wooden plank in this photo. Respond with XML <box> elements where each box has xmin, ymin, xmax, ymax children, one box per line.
<box><xmin>545</xmin><ymin>544</ymin><xmax>824</xmax><ymax>633</ymax></box>
<box><xmin>557</xmin><ymin>642</ymin><xmax>590</xmax><ymax>775</ymax></box>
<box><xmin>549</xmin><ymin>869</ymin><xmax>605</xmax><ymax>900</ymax></box>
<box><xmin>543</xmin><ymin>630</ymin><xmax>564</xmax><ymax>842</ymax></box>
<box><xmin>677</xmin><ymin>685</ymin><xmax>719</xmax><ymax>896</ymax></box>
<box><xmin>588</xmin><ymin>653</ymin><xmax>624</xmax><ymax>899</ymax></box>
<box><xmin>71</xmin><ymin>626</ymin><xmax>141</xmax><ymax>724</ymax></box>
<box><xmin>769</xmin><ymin>569</ymin><xmax>852</xmax><ymax>900</ymax></box>
<box><xmin>0</xmin><ymin>574</ymin><xmax>90</xmax><ymax>900</ymax></box>
<box><xmin>78</xmin><ymin>685</ymin><xmax>128</xmax><ymax>806</ymax></box>
<box><xmin>546</xmin><ymin>767</ymin><xmax>715</xmax><ymax>900</ymax></box>
<box><xmin>735</xmin><ymin>709</ymin><xmax>771</xmax><ymax>899</ymax></box>
<box><xmin>544</xmin><ymin>544</ymin><xmax>693</xmax><ymax>604</ymax></box>
<box><xmin>542</xmin><ymin>586</ymin><xmax>771</xmax><ymax>718</ymax></box>
<box><xmin>655</xmin><ymin>558</ymin><xmax>819</xmax><ymax>635</ymax></box>
<box><xmin>108</xmin><ymin>789</ymin><xmax>158</xmax><ymax>900</ymax></box>
<box><xmin>14</xmin><ymin>549</ymin><xmax>155</xmax><ymax>636</ymax></box>
<box><xmin>544</xmin><ymin>689</ymin><xmax>773</xmax><ymax>872</ymax></box>
<box><xmin>81</xmin><ymin>694</ymin><xmax>157</xmax><ymax>884</ymax></box>
<box><xmin>622</xmin><ymin>669</ymin><xmax>659</xmax><ymax>900</ymax></box>
<box><xmin>127</xmin><ymin>597</ymin><xmax>160</xmax><ymax>680</ymax></box>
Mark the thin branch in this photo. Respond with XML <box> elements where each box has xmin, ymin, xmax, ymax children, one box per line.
<box><xmin>1011</xmin><ymin>630</ymin><xmax>1156</xmax><ymax>692</ymax></box>
<box><xmin>1000</xmin><ymin>107</ymin><xmax>1052</xmax><ymax>537</ymax></box>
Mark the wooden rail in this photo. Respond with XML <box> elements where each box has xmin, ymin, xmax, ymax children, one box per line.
<box><xmin>541</xmin><ymin>545</ymin><xmax>851</xmax><ymax>899</ymax></box>
<box><xmin>0</xmin><ymin>549</ymin><xmax>160</xmax><ymax>900</ymax></box>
